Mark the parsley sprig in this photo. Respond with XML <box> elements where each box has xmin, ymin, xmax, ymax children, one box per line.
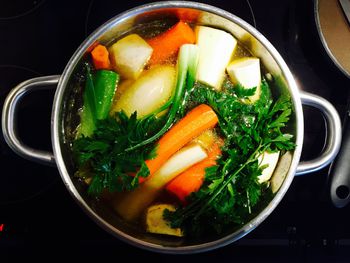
<box><xmin>164</xmin><ymin>80</ymin><xmax>296</xmax><ymax>235</ymax></box>
<box><xmin>73</xmin><ymin>111</ymin><xmax>161</xmax><ymax>195</ymax></box>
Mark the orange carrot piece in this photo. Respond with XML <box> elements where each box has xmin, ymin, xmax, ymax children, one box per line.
<box><xmin>91</xmin><ymin>44</ymin><xmax>111</xmax><ymax>70</ymax></box>
<box><xmin>145</xmin><ymin>104</ymin><xmax>218</xmax><ymax>177</ymax></box>
<box><xmin>166</xmin><ymin>142</ymin><xmax>222</xmax><ymax>203</ymax></box>
<box><xmin>147</xmin><ymin>21</ymin><xmax>195</xmax><ymax>65</ymax></box>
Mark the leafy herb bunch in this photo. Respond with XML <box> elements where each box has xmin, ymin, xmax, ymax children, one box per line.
<box><xmin>164</xmin><ymin>79</ymin><xmax>296</xmax><ymax>235</ymax></box>
<box><xmin>73</xmin><ymin>111</ymin><xmax>161</xmax><ymax>195</ymax></box>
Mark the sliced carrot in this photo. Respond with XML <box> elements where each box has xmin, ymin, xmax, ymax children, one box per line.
<box><xmin>91</xmin><ymin>44</ymin><xmax>111</xmax><ymax>70</ymax></box>
<box><xmin>166</xmin><ymin>141</ymin><xmax>222</xmax><ymax>203</ymax></box>
<box><xmin>147</xmin><ymin>21</ymin><xmax>195</xmax><ymax>65</ymax></box>
<box><xmin>145</xmin><ymin>104</ymin><xmax>218</xmax><ymax>177</ymax></box>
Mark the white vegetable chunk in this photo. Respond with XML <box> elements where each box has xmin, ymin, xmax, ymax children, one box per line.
<box><xmin>195</xmin><ymin>26</ymin><xmax>237</xmax><ymax>90</ymax></box>
<box><xmin>258</xmin><ymin>151</ymin><xmax>280</xmax><ymax>183</ymax></box>
<box><xmin>271</xmin><ymin>151</ymin><xmax>292</xmax><ymax>193</ymax></box>
<box><xmin>111</xmin><ymin>65</ymin><xmax>176</xmax><ymax>118</ymax></box>
<box><xmin>147</xmin><ymin>144</ymin><xmax>208</xmax><ymax>189</ymax></box>
<box><xmin>226</xmin><ymin>57</ymin><xmax>261</xmax><ymax>103</ymax></box>
<box><xmin>114</xmin><ymin>144</ymin><xmax>208</xmax><ymax>221</ymax></box>
<box><xmin>109</xmin><ymin>34</ymin><xmax>153</xmax><ymax>79</ymax></box>
<box><xmin>146</xmin><ymin>204</ymin><xmax>183</xmax><ymax>237</ymax></box>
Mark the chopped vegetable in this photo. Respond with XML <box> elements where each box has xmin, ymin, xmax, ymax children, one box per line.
<box><xmin>145</xmin><ymin>104</ymin><xmax>218</xmax><ymax>176</ymax></box>
<box><xmin>257</xmin><ymin>151</ymin><xmax>280</xmax><ymax>183</ymax></box>
<box><xmin>271</xmin><ymin>151</ymin><xmax>292</xmax><ymax>193</ymax></box>
<box><xmin>110</xmin><ymin>65</ymin><xmax>176</xmax><ymax>119</ymax></box>
<box><xmin>94</xmin><ymin>70</ymin><xmax>119</xmax><ymax>120</ymax></box>
<box><xmin>195</xmin><ymin>26</ymin><xmax>237</xmax><ymax>90</ymax></box>
<box><xmin>147</xmin><ymin>21</ymin><xmax>195</xmax><ymax>65</ymax></box>
<box><xmin>80</xmin><ymin>66</ymin><xmax>97</xmax><ymax>137</ymax></box>
<box><xmin>114</xmin><ymin>144</ymin><xmax>208</xmax><ymax>221</ymax></box>
<box><xmin>146</xmin><ymin>204</ymin><xmax>183</xmax><ymax>236</ymax></box>
<box><xmin>166</xmin><ymin>142</ymin><xmax>222</xmax><ymax>203</ymax></box>
<box><xmin>226</xmin><ymin>57</ymin><xmax>261</xmax><ymax>103</ymax></box>
<box><xmin>109</xmin><ymin>34</ymin><xmax>153</xmax><ymax>79</ymax></box>
<box><xmin>79</xmin><ymin>66</ymin><xmax>119</xmax><ymax>136</ymax></box>
<box><xmin>91</xmin><ymin>44</ymin><xmax>111</xmax><ymax>70</ymax></box>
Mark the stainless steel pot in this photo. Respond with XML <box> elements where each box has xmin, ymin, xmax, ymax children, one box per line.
<box><xmin>1</xmin><ymin>1</ymin><xmax>342</xmax><ymax>254</ymax></box>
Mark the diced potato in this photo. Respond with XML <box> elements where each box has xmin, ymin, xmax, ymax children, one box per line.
<box><xmin>226</xmin><ymin>57</ymin><xmax>261</xmax><ymax>103</ymax></box>
<box><xmin>110</xmin><ymin>65</ymin><xmax>176</xmax><ymax>119</ymax></box>
<box><xmin>109</xmin><ymin>34</ymin><xmax>153</xmax><ymax>79</ymax></box>
<box><xmin>196</xmin><ymin>26</ymin><xmax>237</xmax><ymax>90</ymax></box>
<box><xmin>146</xmin><ymin>204</ymin><xmax>183</xmax><ymax>237</ymax></box>
<box><xmin>114</xmin><ymin>144</ymin><xmax>207</xmax><ymax>221</ymax></box>
<box><xmin>257</xmin><ymin>151</ymin><xmax>280</xmax><ymax>183</ymax></box>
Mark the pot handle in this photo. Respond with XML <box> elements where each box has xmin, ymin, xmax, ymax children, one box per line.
<box><xmin>1</xmin><ymin>75</ymin><xmax>60</xmax><ymax>166</ymax></box>
<box><xmin>295</xmin><ymin>91</ymin><xmax>342</xmax><ymax>175</ymax></box>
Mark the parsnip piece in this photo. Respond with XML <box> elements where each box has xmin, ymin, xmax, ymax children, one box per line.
<box><xmin>195</xmin><ymin>26</ymin><xmax>237</xmax><ymax>90</ymax></box>
<box><xmin>146</xmin><ymin>204</ymin><xmax>183</xmax><ymax>237</ymax></box>
<box><xmin>109</xmin><ymin>34</ymin><xmax>153</xmax><ymax>79</ymax></box>
<box><xmin>226</xmin><ymin>57</ymin><xmax>261</xmax><ymax>103</ymax></box>
<box><xmin>110</xmin><ymin>65</ymin><xmax>176</xmax><ymax>118</ymax></box>
<box><xmin>271</xmin><ymin>151</ymin><xmax>292</xmax><ymax>193</ymax></box>
<box><xmin>257</xmin><ymin>151</ymin><xmax>280</xmax><ymax>183</ymax></box>
<box><xmin>114</xmin><ymin>144</ymin><xmax>208</xmax><ymax>221</ymax></box>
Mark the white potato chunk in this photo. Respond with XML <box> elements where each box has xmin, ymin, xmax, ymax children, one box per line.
<box><xmin>258</xmin><ymin>151</ymin><xmax>280</xmax><ymax>183</ymax></box>
<box><xmin>109</xmin><ymin>34</ymin><xmax>153</xmax><ymax>79</ymax></box>
<box><xmin>226</xmin><ymin>57</ymin><xmax>261</xmax><ymax>103</ymax></box>
<box><xmin>195</xmin><ymin>26</ymin><xmax>237</xmax><ymax>90</ymax></box>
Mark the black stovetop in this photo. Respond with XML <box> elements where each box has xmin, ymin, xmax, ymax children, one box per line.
<box><xmin>1</xmin><ymin>0</ymin><xmax>350</xmax><ymax>261</ymax></box>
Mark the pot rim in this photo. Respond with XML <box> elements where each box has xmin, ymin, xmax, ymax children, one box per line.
<box><xmin>51</xmin><ymin>1</ymin><xmax>303</xmax><ymax>254</ymax></box>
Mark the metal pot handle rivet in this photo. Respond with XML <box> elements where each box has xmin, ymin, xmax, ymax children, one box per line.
<box><xmin>1</xmin><ymin>75</ymin><xmax>60</xmax><ymax>166</ymax></box>
<box><xmin>295</xmin><ymin>91</ymin><xmax>342</xmax><ymax>175</ymax></box>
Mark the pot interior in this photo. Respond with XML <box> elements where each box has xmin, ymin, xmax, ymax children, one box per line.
<box><xmin>54</xmin><ymin>2</ymin><xmax>302</xmax><ymax>252</ymax></box>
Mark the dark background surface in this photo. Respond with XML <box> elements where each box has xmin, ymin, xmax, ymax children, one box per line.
<box><xmin>1</xmin><ymin>0</ymin><xmax>350</xmax><ymax>261</ymax></box>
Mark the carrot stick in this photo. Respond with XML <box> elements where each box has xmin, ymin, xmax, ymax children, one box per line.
<box><xmin>91</xmin><ymin>44</ymin><xmax>111</xmax><ymax>70</ymax></box>
<box><xmin>147</xmin><ymin>21</ymin><xmax>195</xmax><ymax>65</ymax></box>
<box><xmin>145</xmin><ymin>104</ymin><xmax>218</xmax><ymax>176</ymax></box>
<box><xmin>166</xmin><ymin>142</ymin><xmax>222</xmax><ymax>203</ymax></box>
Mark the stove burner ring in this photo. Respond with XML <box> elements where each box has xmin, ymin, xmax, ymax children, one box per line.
<box><xmin>0</xmin><ymin>0</ymin><xmax>45</xmax><ymax>20</ymax></box>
